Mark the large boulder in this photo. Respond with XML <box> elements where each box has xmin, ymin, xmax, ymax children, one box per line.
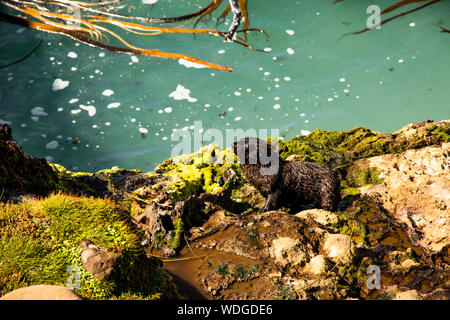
<box><xmin>1</xmin><ymin>285</ymin><xmax>82</xmax><ymax>300</ymax></box>
<box><xmin>353</xmin><ymin>142</ymin><xmax>450</xmax><ymax>253</ymax></box>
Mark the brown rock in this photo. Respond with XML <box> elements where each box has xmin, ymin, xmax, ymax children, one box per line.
<box><xmin>80</xmin><ymin>240</ymin><xmax>120</xmax><ymax>280</ymax></box>
<box><xmin>1</xmin><ymin>285</ymin><xmax>82</xmax><ymax>300</ymax></box>
<box><xmin>322</xmin><ymin>233</ymin><xmax>356</xmax><ymax>264</ymax></box>
<box><xmin>353</xmin><ymin>143</ymin><xmax>450</xmax><ymax>252</ymax></box>
<box><xmin>393</xmin><ymin>289</ymin><xmax>422</xmax><ymax>300</ymax></box>
<box><xmin>269</xmin><ymin>237</ymin><xmax>312</xmax><ymax>269</ymax></box>
<box><xmin>303</xmin><ymin>255</ymin><xmax>331</xmax><ymax>276</ymax></box>
<box><xmin>295</xmin><ymin>209</ymin><xmax>338</xmax><ymax>226</ymax></box>
<box><xmin>136</xmin><ymin>202</ymin><xmax>173</xmax><ymax>237</ymax></box>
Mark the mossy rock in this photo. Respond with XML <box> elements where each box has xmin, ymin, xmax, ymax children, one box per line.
<box><xmin>277</xmin><ymin>122</ymin><xmax>449</xmax><ymax>170</ymax></box>
<box><xmin>153</xmin><ymin>145</ymin><xmax>243</xmax><ymax>202</ymax></box>
<box><xmin>0</xmin><ymin>193</ymin><xmax>181</xmax><ymax>300</ymax></box>
<box><xmin>0</xmin><ymin>124</ymin><xmax>58</xmax><ymax>195</ymax></box>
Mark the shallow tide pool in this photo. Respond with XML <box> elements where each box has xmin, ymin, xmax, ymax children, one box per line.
<box><xmin>0</xmin><ymin>0</ymin><xmax>449</xmax><ymax>172</ymax></box>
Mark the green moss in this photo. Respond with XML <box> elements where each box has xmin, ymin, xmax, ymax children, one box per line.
<box><xmin>341</xmin><ymin>188</ymin><xmax>361</xmax><ymax>197</ymax></box>
<box><xmin>233</xmin><ymin>266</ymin><xmax>249</xmax><ymax>280</ymax></box>
<box><xmin>153</xmin><ymin>145</ymin><xmax>242</xmax><ymax>202</ymax></box>
<box><xmin>169</xmin><ymin>217</ymin><xmax>184</xmax><ymax>250</ymax></box>
<box><xmin>0</xmin><ymin>193</ymin><xmax>180</xmax><ymax>300</ymax></box>
<box><xmin>215</xmin><ymin>263</ymin><xmax>229</xmax><ymax>276</ymax></box>
<box><xmin>427</xmin><ymin>125</ymin><xmax>450</xmax><ymax>142</ymax></box>
<box><xmin>337</xmin><ymin>210</ymin><xmax>367</xmax><ymax>244</ymax></box>
<box><xmin>279</xmin><ymin>124</ymin><xmax>449</xmax><ymax>170</ymax></box>
<box><xmin>345</xmin><ymin>167</ymin><xmax>383</xmax><ymax>188</ymax></box>
<box><xmin>276</xmin><ymin>284</ymin><xmax>297</xmax><ymax>300</ymax></box>
<box><xmin>50</xmin><ymin>163</ymin><xmax>94</xmax><ymax>194</ymax></box>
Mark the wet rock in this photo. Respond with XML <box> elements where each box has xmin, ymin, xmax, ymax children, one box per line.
<box><xmin>423</xmin><ymin>288</ymin><xmax>450</xmax><ymax>300</ymax></box>
<box><xmin>161</xmin><ymin>247</ymin><xmax>177</xmax><ymax>257</ymax></box>
<box><xmin>269</xmin><ymin>237</ymin><xmax>312</xmax><ymax>269</ymax></box>
<box><xmin>303</xmin><ymin>255</ymin><xmax>331</xmax><ymax>276</ymax></box>
<box><xmin>136</xmin><ymin>202</ymin><xmax>174</xmax><ymax>238</ymax></box>
<box><xmin>295</xmin><ymin>209</ymin><xmax>338</xmax><ymax>226</ymax></box>
<box><xmin>0</xmin><ymin>124</ymin><xmax>58</xmax><ymax>196</ymax></box>
<box><xmin>393</xmin><ymin>289</ymin><xmax>422</xmax><ymax>300</ymax></box>
<box><xmin>322</xmin><ymin>233</ymin><xmax>356</xmax><ymax>265</ymax></box>
<box><xmin>0</xmin><ymin>285</ymin><xmax>82</xmax><ymax>300</ymax></box>
<box><xmin>353</xmin><ymin>142</ymin><xmax>450</xmax><ymax>253</ymax></box>
<box><xmin>80</xmin><ymin>240</ymin><xmax>120</xmax><ymax>280</ymax></box>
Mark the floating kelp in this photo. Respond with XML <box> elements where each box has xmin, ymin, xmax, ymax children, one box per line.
<box><xmin>336</xmin><ymin>0</ymin><xmax>447</xmax><ymax>36</ymax></box>
<box><xmin>0</xmin><ymin>0</ymin><xmax>267</xmax><ymax>71</ymax></box>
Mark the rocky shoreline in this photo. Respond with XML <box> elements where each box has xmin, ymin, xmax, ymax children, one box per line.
<box><xmin>0</xmin><ymin>120</ymin><xmax>448</xmax><ymax>300</ymax></box>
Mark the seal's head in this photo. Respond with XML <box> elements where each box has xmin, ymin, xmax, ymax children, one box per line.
<box><xmin>232</xmin><ymin>137</ymin><xmax>279</xmax><ymax>166</ymax></box>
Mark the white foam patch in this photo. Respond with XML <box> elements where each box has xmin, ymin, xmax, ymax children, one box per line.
<box><xmin>71</xmin><ymin>109</ymin><xmax>81</xmax><ymax>114</ymax></box>
<box><xmin>80</xmin><ymin>104</ymin><xmax>97</xmax><ymax>116</ymax></box>
<box><xmin>31</xmin><ymin>107</ymin><xmax>48</xmax><ymax>116</ymax></box>
<box><xmin>67</xmin><ymin>51</ymin><xmax>78</xmax><ymax>58</ymax></box>
<box><xmin>169</xmin><ymin>84</ymin><xmax>197</xmax><ymax>103</ymax></box>
<box><xmin>46</xmin><ymin>140</ymin><xmax>59</xmax><ymax>149</ymax></box>
<box><xmin>273</xmin><ymin>104</ymin><xmax>281</xmax><ymax>110</ymax></box>
<box><xmin>0</xmin><ymin>119</ymin><xmax>12</xmax><ymax>125</ymax></box>
<box><xmin>107</xmin><ymin>102</ymin><xmax>121</xmax><ymax>109</ymax></box>
<box><xmin>131</xmin><ymin>56</ymin><xmax>139</xmax><ymax>63</ymax></box>
<box><xmin>164</xmin><ymin>107</ymin><xmax>173</xmax><ymax>113</ymax></box>
<box><xmin>142</xmin><ymin>0</ymin><xmax>158</xmax><ymax>4</ymax></box>
<box><xmin>69</xmin><ymin>98</ymin><xmax>79</xmax><ymax>104</ymax></box>
<box><xmin>102</xmin><ymin>89</ymin><xmax>114</xmax><ymax>96</ymax></box>
<box><xmin>139</xmin><ymin>127</ymin><xmax>148</xmax><ymax>134</ymax></box>
<box><xmin>52</xmin><ymin>79</ymin><xmax>70</xmax><ymax>91</ymax></box>
<box><xmin>286</xmin><ymin>29</ymin><xmax>295</xmax><ymax>36</ymax></box>
<box><xmin>287</xmin><ymin>48</ymin><xmax>295</xmax><ymax>55</ymax></box>
<box><xmin>178</xmin><ymin>59</ymin><xmax>207</xmax><ymax>69</ymax></box>
<box><xmin>301</xmin><ymin>130</ymin><xmax>311</xmax><ymax>136</ymax></box>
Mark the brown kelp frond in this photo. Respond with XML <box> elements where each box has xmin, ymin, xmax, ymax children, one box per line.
<box><xmin>380</xmin><ymin>0</ymin><xmax>428</xmax><ymax>14</ymax></box>
<box><xmin>438</xmin><ymin>25</ymin><xmax>450</xmax><ymax>33</ymax></box>
<box><xmin>0</xmin><ymin>11</ymin><xmax>233</xmax><ymax>71</ymax></box>
<box><xmin>0</xmin><ymin>40</ymin><xmax>42</xmax><ymax>69</ymax></box>
<box><xmin>336</xmin><ymin>0</ymin><xmax>445</xmax><ymax>37</ymax></box>
<box><xmin>0</xmin><ymin>0</ymin><xmax>266</xmax><ymax>71</ymax></box>
<box><xmin>194</xmin><ymin>0</ymin><xmax>224</xmax><ymax>28</ymax></box>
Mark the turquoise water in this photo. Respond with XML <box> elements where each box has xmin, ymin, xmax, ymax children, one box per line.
<box><xmin>0</xmin><ymin>0</ymin><xmax>449</xmax><ymax>172</ymax></box>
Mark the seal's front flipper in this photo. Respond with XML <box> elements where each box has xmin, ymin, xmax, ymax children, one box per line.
<box><xmin>264</xmin><ymin>189</ymin><xmax>281</xmax><ymax>212</ymax></box>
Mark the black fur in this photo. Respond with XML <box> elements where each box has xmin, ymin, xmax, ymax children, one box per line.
<box><xmin>232</xmin><ymin>137</ymin><xmax>341</xmax><ymax>212</ymax></box>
